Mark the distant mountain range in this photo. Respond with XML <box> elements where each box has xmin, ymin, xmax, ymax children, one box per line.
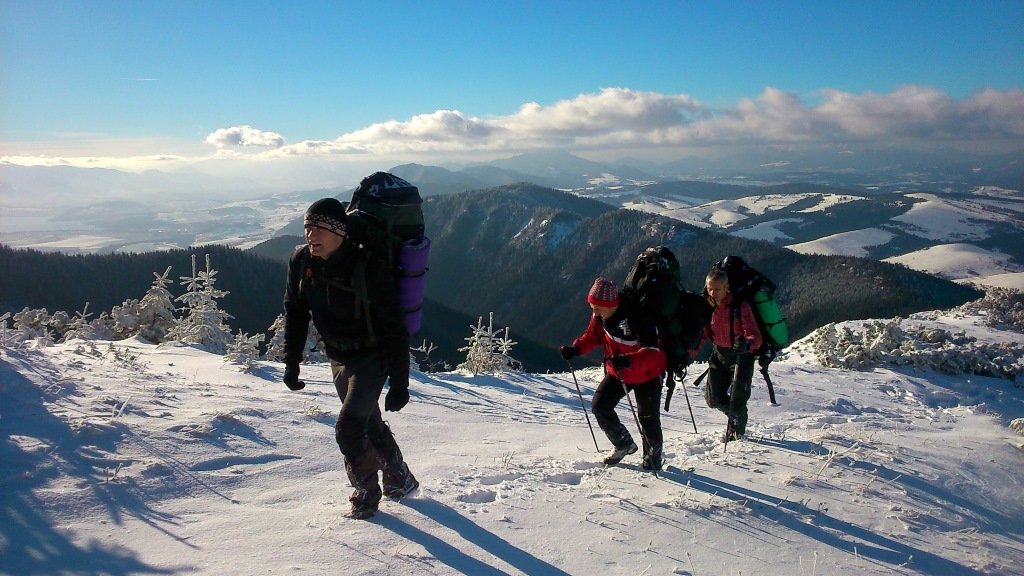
<box><xmin>3</xmin><ymin>149</ymin><xmax>1021</xmax><ymax>289</ymax></box>
<box><xmin>253</xmin><ymin>183</ymin><xmax>983</xmax><ymax>371</ymax></box>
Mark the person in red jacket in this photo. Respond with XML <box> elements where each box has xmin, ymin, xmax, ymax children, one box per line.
<box><xmin>702</xmin><ymin>268</ymin><xmax>763</xmax><ymax>441</ymax></box>
<box><xmin>560</xmin><ymin>278</ymin><xmax>667</xmax><ymax>470</ymax></box>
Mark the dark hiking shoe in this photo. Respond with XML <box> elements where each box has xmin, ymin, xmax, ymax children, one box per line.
<box><xmin>602</xmin><ymin>441</ymin><xmax>638</xmax><ymax>466</ymax></box>
<box><xmin>346</xmin><ymin>488</ymin><xmax>381</xmax><ymax>520</ymax></box>
<box><xmin>383</xmin><ymin>470</ymin><xmax>420</xmax><ymax>501</ymax></box>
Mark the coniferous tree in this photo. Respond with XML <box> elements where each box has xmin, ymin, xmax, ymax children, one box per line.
<box><xmin>62</xmin><ymin>303</ymin><xmax>97</xmax><ymax>341</ymax></box>
<box><xmin>457</xmin><ymin>312</ymin><xmax>521</xmax><ymax>375</ymax></box>
<box><xmin>167</xmin><ymin>254</ymin><xmax>233</xmax><ymax>353</ymax></box>
<box><xmin>225</xmin><ymin>330</ymin><xmax>265</xmax><ymax>372</ymax></box>
<box><xmin>263</xmin><ymin>314</ymin><xmax>287</xmax><ymax>361</ymax></box>
<box><xmin>137</xmin><ymin>266</ymin><xmax>177</xmax><ymax>343</ymax></box>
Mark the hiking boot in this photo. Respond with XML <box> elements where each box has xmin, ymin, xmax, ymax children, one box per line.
<box><xmin>346</xmin><ymin>487</ymin><xmax>381</xmax><ymax>520</ymax></box>
<box><xmin>383</xmin><ymin>465</ymin><xmax>420</xmax><ymax>501</ymax></box>
<box><xmin>721</xmin><ymin>429</ymin><xmax>743</xmax><ymax>443</ymax></box>
<box><xmin>602</xmin><ymin>440</ymin><xmax>638</xmax><ymax>466</ymax></box>
<box><xmin>642</xmin><ymin>447</ymin><xmax>663</xmax><ymax>471</ymax></box>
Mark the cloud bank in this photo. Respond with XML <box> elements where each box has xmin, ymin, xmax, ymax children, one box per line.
<box><xmin>207</xmin><ymin>86</ymin><xmax>1024</xmax><ymax>158</ymax></box>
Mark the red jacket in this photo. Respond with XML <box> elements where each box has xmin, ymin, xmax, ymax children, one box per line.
<box><xmin>706</xmin><ymin>293</ymin><xmax>763</xmax><ymax>351</ymax></box>
<box><xmin>572</xmin><ymin>306</ymin><xmax>666</xmax><ymax>385</ymax></box>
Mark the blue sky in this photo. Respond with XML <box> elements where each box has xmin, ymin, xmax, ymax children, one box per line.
<box><xmin>1</xmin><ymin>0</ymin><xmax>1022</xmax><ymax>182</ymax></box>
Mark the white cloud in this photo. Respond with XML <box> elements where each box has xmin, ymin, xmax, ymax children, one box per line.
<box><xmin>204</xmin><ymin>125</ymin><xmax>286</xmax><ymax>149</ymax></box>
<box><xmin>240</xmin><ymin>86</ymin><xmax>1023</xmax><ymax>157</ymax></box>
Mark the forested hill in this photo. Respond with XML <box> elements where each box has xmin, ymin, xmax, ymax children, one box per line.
<box><xmin>254</xmin><ymin>183</ymin><xmax>984</xmax><ymax>358</ymax></box>
<box><xmin>0</xmin><ymin>243</ymin><xmax>560</xmax><ymax>372</ymax></box>
<box><xmin>0</xmin><ymin>244</ymin><xmax>285</xmax><ymax>338</ymax></box>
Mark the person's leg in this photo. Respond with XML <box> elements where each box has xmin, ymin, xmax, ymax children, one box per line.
<box><xmin>369</xmin><ymin>422</ymin><xmax>419</xmax><ymax>500</ymax></box>
<box><xmin>731</xmin><ymin>354</ymin><xmax>756</xmax><ymax>436</ymax></box>
<box><xmin>704</xmin><ymin>348</ymin><xmax>731</xmax><ymax>417</ymax></box>
<box><xmin>332</xmin><ymin>356</ymin><xmax>387</xmax><ymax>517</ymax></box>
<box><xmin>591</xmin><ymin>374</ymin><xmax>631</xmax><ymax>447</ymax></box>
<box><xmin>633</xmin><ymin>377</ymin><xmax>664</xmax><ymax>470</ymax></box>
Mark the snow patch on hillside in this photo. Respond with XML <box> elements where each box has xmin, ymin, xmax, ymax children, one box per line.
<box><xmin>884</xmin><ymin>243</ymin><xmax>1023</xmax><ymax>283</ymax></box>
<box><xmin>734</xmin><ymin>218</ymin><xmax>802</xmax><ymax>242</ymax></box>
<box><xmin>789</xmin><ymin>228</ymin><xmax>896</xmax><ymax>257</ymax></box>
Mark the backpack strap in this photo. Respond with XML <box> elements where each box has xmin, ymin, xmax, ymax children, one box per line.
<box><xmin>351</xmin><ymin>251</ymin><xmax>376</xmax><ymax>347</ymax></box>
<box><xmin>305</xmin><ymin>249</ymin><xmax>377</xmax><ymax>350</ymax></box>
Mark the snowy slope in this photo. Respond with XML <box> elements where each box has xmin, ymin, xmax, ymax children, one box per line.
<box><xmin>883</xmin><ymin>243</ymin><xmax>1024</xmax><ymax>289</ymax></box>
<box><xmin>2</xmin><ymin>299</ymin><xmax>1023</xmax><ymax>575</ymax></box>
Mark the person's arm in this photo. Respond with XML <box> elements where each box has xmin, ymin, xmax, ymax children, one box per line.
<box><xmin>571</xmin><ymin>315</ymin><xmax>602</xmax><ymax>356</ymax></box>
<box><xmin>737</xmin><ymin>300</ymin><xmax>763</xmax><ymax>352</ymax></box>
<box><xmin>282</xmin><ymin>248</ymin><xmax>311</xmax><ymax>389</ymax></box>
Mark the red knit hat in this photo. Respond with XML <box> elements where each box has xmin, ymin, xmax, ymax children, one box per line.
<box><xmin>587</xmin><ymin>277</ymin><xmax>620</xmax><ymax>307</ymax></box>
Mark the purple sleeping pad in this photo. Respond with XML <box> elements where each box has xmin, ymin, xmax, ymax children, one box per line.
<box><xmin>396</xmin><ymin>236</ymin><xmax>430</xmax><ymax>334</ymax></box>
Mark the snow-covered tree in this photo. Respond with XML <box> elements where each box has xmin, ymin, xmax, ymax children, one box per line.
<box><xmin>62</xmin><ymin>303</ymin><xmax>97</xmax><ymax>341</ymax></box>
<box><xmin>263</xmin><ymin>314</ymin><xmax>325</xmax><ymax>363</ymax></box>
<box><xmin>137</xmin><ymin>266</ymin><xmax>177</xmax><ymax>343</ymax></box>
<box><xmin>12</xmin><ymin>307</ymin><xmax>53</xmax><ymax>345</ymax></box>
<box><xmin>225</xmin><ymin>330</ymin><xmax>265</xmax><ymax>372</ymax></box>
<box><xmin>412</xmin><ymin>339</ymin><xmax>448</xmax><ymax>372</ymax></box>
<box><xmin>0</xmin><ymin>312</ymin><xmax>11</xmax><ymax>350</ymax></box>
<box><xmin>457</xmin><ymin>312</ymin><xmax>521</xmax><ymax>375</ymax></box>
<box><xmin>109</xmin><ymin>299</ymin><xmax>142</xmax><ymax>339</ymax></box>
<box><xmin>263</xmin><ymin>314</ymin><xmax>288</xmax><ymax>361</ymax></box>
<box><xmin>166</xmin><ymin>253</ymin><xmax>233</xmax><ymax>354</ymax></box>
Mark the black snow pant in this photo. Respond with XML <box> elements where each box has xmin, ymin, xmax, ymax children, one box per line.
<box><xmin>331</xmin><ymin>354</ymin><xmax>410</xmax><ymax>505</ymax></box>
<box><xmin>705</xmin><ymin>346</ymin><xmax>755</xmax><ymax>435</ymax></box>
<box><xmin>592</xmin><ymin>374</ymin><xmax>663</xmax><ymax>457</ymax></box>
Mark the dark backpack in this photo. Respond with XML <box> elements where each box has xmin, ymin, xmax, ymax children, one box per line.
<box><xmin>710</xmin><ymin>255</ymin><xmax>787</xmax><ymax>404</ymax></box>
<box><xmin>710</xmin><ymin>255</ymin><xmax>787</xmax><ymax>351</ymax></box>
<box><xmin>622</xmin><ymin>246</ymin><xmax>711</xmax><ymax>373</ymax></box>
<box><xmin>343</xmin><ymin>172</ymin><xmax>431</xmax><ymax>336</ymax></box>
<box><xmin>298</xmin><ymin>172</ymin><xmax>430</xmax><ymax>339</ymax></box>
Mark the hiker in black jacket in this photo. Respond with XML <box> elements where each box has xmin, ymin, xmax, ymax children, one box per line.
<box><xmin>282</xmin><ymin>197</ymin><xmax>418</xmax><ymax>520</ymax></box>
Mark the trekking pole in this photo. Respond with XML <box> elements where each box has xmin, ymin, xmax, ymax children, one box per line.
<box><xmin>677</xmin><ymin>369</ymin><xmax>698</xmax><ymax>434</ymax></box>
<box><xmin>566</xmin><ymin>360</ymin><xmax>601</xmax><ymax>452</ymax></box>
<box><xmin>692</xmin><ymin>367</ymin><xmax>710</xmax><ymax>388</ymax></box>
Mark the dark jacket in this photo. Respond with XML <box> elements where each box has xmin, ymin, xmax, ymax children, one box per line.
<box><xmin>283</xmin><ymin>242</ymin><xmax>409</xmax><ymax>385</ymax></box>
<box><xmin>571</xmin><ymin>299</ymin><xmax>666</xmax><ymax>385</ymax></box>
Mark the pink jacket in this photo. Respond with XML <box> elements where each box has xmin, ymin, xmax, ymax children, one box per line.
<box><xmin>706</xmin><ymin>293</ymin><xmax>763</xmax><ymax>352</ymax></box>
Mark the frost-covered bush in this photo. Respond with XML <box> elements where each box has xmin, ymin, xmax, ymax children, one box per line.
<box><xmin>803</xmin><ymin>289</ymin><xmax>1024</xmax><ymax>380</ymax></box>
<box><xmin>137</xmin><ymin>266</ymin><xmax>178</xmax><ymax>343</ymax></box>
<box><xmin>225</xmin><ymin>331</ymin><xmax>265</xmax><ymax>372</ymax></box>
<box><xmin>1011</xmin><ymin>418</ymin><xmax>1024</xmax><ymax>437</ymax></box>
<box><xmin>458</xmin><ymin>313</ymin><xmax>521</xmax><ymax>375</ymax></box>
<box><xmin>918</xmin><ymin>287</ymin><xmax>1024</xmax><ymax>333</ymax></box>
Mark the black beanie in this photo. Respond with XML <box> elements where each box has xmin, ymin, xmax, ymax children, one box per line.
<box><xmin>304</xmin><ymin>198</ymin><xmax>347</xmax><ymax>236</ymax></box>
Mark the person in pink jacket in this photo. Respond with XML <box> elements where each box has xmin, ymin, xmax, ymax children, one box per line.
<box><xmin>560</xmin><ymin>278</ymin><xmax>667</xmax><ymax>470</ymax></box>
<box><xmin>702</xmin><ymin>268</ymin><xmax>763</xmax><ymax>441</ymax></box>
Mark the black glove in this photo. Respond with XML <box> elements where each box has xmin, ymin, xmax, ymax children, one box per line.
<box><xmin>609</xmin><ymin>354</ymin><xmax>631</xmax><ymax>370</ymax></box>
<box><xmin>559</xmin><ymin>345</ymin><xmax>580</xmax><ymax>360</ymax></box>
<box><xmin>384</xmin><ymin>377</ymin><xmax>409</xmax><ymax>412</ymax></box>
<box><xmin>283</xmin><ymin>364</ymin><xmax>305</xmax><ymax>391</ymax></box>
<box><xmin>733</xmin><ymin>338</ymin><xmax>751</xmax><ymax>353</ymax></box>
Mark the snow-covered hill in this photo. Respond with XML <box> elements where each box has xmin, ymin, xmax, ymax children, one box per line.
<box><xmin>611</xmin><ymin>186</ymin><xmax>1024</xmax><ymax>291</ymax></box>
<box><xmin>2</xmin><ymin>295</ymin><xmax>1022</xmax><ymax>575</ymax></box>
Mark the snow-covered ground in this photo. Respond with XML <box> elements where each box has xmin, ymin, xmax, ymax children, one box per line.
<box><xmin>2</xmin><ymin>299</ymin><xmax>1022</xmax><ymax>575</ymax></box>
